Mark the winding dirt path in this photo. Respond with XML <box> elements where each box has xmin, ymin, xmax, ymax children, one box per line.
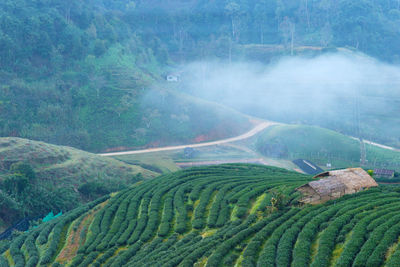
<box><xmin>100</xmin><ymin>121</ymin><xmax>275</xmax><ymax>157</ymax></box>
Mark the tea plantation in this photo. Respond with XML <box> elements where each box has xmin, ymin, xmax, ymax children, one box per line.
<box><xmin>2</xmin><ymin>164</ymin><xmax>400</xmax><ymax>266</ymax></box>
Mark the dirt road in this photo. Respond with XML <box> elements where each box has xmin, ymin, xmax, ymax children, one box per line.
<box><xmin>362</xmin><ymin>140</ymin><xmax>400</xmax><ymax>152</ymax></box>
<box><xmin>175</xmin><ymin>158</ymin><xmax>268</xmax><ymax>168</ymax></box>
<box><xmin>100</xmin><ymin>121</ymin><xmax>275</xmax><ymax>157</ymax></box>
<box><xmin>350</xmin><ymin>136</ymin><xmax>400</xmax><ymax>152</ymax></box>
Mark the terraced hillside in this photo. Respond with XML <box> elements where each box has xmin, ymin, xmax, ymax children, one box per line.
<box><xmin>2</xmin><ymin>164</ymin><xmax>400</xmax><ymax>266</ymax></box>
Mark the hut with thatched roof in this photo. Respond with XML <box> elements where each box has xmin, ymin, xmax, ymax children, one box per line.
<box><xmin>297</xmin><ymin>168</ymin><xmax>378</xmax><ymax>204</ymax></box>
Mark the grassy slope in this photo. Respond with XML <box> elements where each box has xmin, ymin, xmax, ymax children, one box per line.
<box><xmin>0</xmin><ymin>137</ymin><xmax>157</xmax><ymax>230</ymax></box>
<box><xmin>4</xmin><ymin>164</ymin><xmax>400</xmax><ymax>267</ymax></box>
<box><xmin>256</xmin><ymin>124</ymin><xmax>400</xmax><ymax>171</ymax></box>
<box><xmin>113</xmin><ymin>153</ymin><xmax>181</xmax><ymax>174</ymax></box>
<box><xmin>0</xmin><ymin>137</ymin><xmax>156</xmax><ymax>182</ymax></box>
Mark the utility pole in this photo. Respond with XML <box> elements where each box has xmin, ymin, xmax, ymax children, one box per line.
<box><xmin>354</xmin><ymin>91</ymin><xmax>366</xmax><ymax>166</ymax></box>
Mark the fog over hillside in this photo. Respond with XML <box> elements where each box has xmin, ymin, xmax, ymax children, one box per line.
<box><xmin>183</xmin><ymin>52</ymin><xmax>399</xmax><ymax>111</ymax></box>
<box><xmin>179</xmin><ymin>52</ymin><xmax>400</xmax><ymax>147</ymax></box>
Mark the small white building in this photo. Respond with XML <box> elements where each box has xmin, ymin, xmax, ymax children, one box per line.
<box><xmin>166</xmin><ymin>73</ymin><xmax>180</xmax><ymax>82</ymax></box>
<box><xmin>326</xmin><ymin>163</ymin><xmax>332</xmax><ymax>168</ymax></box>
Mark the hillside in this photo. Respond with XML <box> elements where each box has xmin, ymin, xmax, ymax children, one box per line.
<box><xmin>2</xmin><ymin>1</ymin><xmax>400</xmax><ymax>266</ymax></box>
<box><xmin>2</xmin><ymin>164</ymin><xmax>400</xmax><ymax>266</ymax></box>
<box><xmin>2</xmin><ymin>0</ymin><xmax>400</xmax><ymax>152</ymax></box>
<box><xmin>0</xmin><ymin>45</ymin><xmax>252</xmax><ymax>153</ymax></box>
<box><xmin>256</xmin><ymin>124</ymin><xmax>400</xmax><ymax>171</ymax></box>
<box><xmin>248</xmin><ymin>90</ymin><xmax>400</xmax><ymax>150</ymax></box>
<box><xmin>0</xmin><ymin>137</ymin><xmax>156</xmax><ymax>231</ymax></box>
<box><xmin>0</xmin><ymin>0</ymin><xmax>253</xmax><ymax>152</ymax></box>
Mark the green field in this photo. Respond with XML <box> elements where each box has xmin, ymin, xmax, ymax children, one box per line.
<box><xmin>257</xmin><ymin>124</ymin><xmax>400</xmax><ymax>171</ymax></box>
<box><xmin>114</xmin><ymin>141</ymin><xmax>297</xmax><ymax>174</ymax></box>
<box><xmin>114</xmin><ymin>152</ymin><xmax>181</xmax><ymax>174</ymax></box>
<box><xmin>3</xmin><ymin>164</ymin><xmax>400</xmax><ymax>266</ymax></box>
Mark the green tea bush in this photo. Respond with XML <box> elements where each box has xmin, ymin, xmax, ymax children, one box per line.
<box><xmin>5</xmin><ymin>165</ymin><xmax>400</xmax><ymax>267</ymax></box>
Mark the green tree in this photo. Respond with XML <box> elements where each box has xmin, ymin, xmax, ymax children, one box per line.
<box><xmin>94</xmin><ymin>40</ymin><xmax>106</xmax><ymax>57</ymax></box>
<box><xmin>254</xmin><ymin>0</ymin><xmax>269</xmax><ymax>44</ymax></box>
<box><xmin>3</xmin><ymin>173</ymin><xmax>29</xmax><ymax>195</ymax></box>
<box><xmin>269</xmin><ymin>188</ymin><xmax>289</xmax><ymax>212</ymax></box>
<box><xmin>279</xmin><ymin>16</ymin><xmax>296</xmax><ymax>54</ymax></box>
<box><xmin>225</xmin><ymin>2</ymin><xmax>242</xmax><ymax>42</ymax></box>
<box><xmin>10</xmin><ymin>162</ymin><xmax>36</xmax><ymax>181</ymax></box>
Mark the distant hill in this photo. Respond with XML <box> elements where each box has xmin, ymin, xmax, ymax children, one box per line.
<box><xmin>256</xmin><ymin>124</ymin><xmax>400</xmax><ymax>171</ymax></box>
<box><xmin>0</xmin><ymin>137</ymin><xmax>156</xmax><ymax>231</ymax></box>
<box><xmin>2</xmin><ymin>164</ymin><xmax>400</xmax><ymax>266</ymax></box>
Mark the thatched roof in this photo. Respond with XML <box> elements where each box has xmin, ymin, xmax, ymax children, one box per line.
<box><xmin>312</xmin><ymin>168</ymin><xmax>378</xmax><ymax>192</ymax></box>
<box><xmin>307</xmin><ymin>177</ymin><xmax>347</xmax><ymax>196</ymax></box>
<box><xmin>297</xmin><ymin>168</ymin><xmax>378</xmax><ymax>199</ymax></box>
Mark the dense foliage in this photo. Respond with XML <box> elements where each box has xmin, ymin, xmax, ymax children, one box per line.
<box><xmin>1</xmin><ymin>0</ymin><xmax>400</xmax><ymax>68</ymax></box>
<box><xmin>3</xmin><ymin>164</ymin><xmax>400</xmax><ymax>266</ymax></box>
